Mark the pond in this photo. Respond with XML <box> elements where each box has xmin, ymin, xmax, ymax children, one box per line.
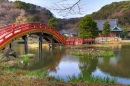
<box><xmin>11</xmin><ymin>43</ymin><xmax>130</xmax><ymax>85</ymax></box>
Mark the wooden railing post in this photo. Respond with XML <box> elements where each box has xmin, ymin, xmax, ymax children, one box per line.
<box><xmin>34</xmin><ymin>24</ymin><xmax>36</xmax><ymax>28</ymax></box>
<box><xmin>20</xmin><ymin>26</ymin><xmax>22</xmax><ymax>31</ymax></box>
<box><xmin>40</xmin><ymin>23</ymin><xmax>42</xmax><ymax>28</ymax></box>
<box><xmin>4</xmin><ymin>28</ymin><xmax>6</xmax><ymax>33</ymax></box>
<box><xmin>12</xmin><ymin>24</ymin><xmax>15</xmax><ymax>34</ymax></box>
<box><xmin>26</xmin><ymin>23</ymin><xmax>30</xmax><ymax>29</ymax></box>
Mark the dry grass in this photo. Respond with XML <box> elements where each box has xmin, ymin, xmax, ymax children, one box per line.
<box><xmin>0</xmin><ymin>73</ymin><xmax>125</xmax><ymax>86</ymax></box>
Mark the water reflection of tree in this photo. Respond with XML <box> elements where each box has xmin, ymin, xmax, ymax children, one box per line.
<box><xmin>79</xmin><ymin>56</ymin><xmax>98</xmax><ymax>76</ymax></box>
<box><xmin>98</xmin><ymin>45</ymin><xmax>130</xmax><ymax>78</ymax></box>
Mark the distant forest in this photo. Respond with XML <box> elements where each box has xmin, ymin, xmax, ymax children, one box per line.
<box><xmin>0</xmin><ymin>0</ymin><xmax>53</xmax><ymax>25</ymax></box>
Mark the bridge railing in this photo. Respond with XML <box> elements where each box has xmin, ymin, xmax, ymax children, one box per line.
<box><xmin>0</xmin><ymin>22</ymin><xmax>66</xmax><ymax>49</ymax></box>
<box><xmin>44</xmin><ymin>25</ymin><xmax>66</xmax><ymax>45</ymax></box>
<box><xmin>0</xmin><ymin>24</ymin><xmax>15</xmax><ymax>43</ymax></box>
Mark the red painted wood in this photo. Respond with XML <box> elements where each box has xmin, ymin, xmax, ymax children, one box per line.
<box><xmin>0</xmin><ymin>23</ymin><xmax>66</xmax><ymax>49</ymax></box>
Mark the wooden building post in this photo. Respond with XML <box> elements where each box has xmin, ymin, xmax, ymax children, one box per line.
<box><xmin>22</xmin><ymin>35</ymin><xmax>28</xmax><ymax>54</ymax></box>
<box><xmin>9</xmin><ymin>43</ymin><xmax>11</xmax><ymax>49</ymax></box>
<box><xmin>38</xmin><ymin>33</ymin><xmax>43</xmax><ymax>54</ymax></box>
<box><xmin>51</xmin><ymin>35</ymin><xmax>54</xmax><ymax>48</ymax></box>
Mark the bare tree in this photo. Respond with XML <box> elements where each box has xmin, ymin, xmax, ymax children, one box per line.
<box><xmin>15</xmin><ymin>10</ymin><xmax>27</xmax><ymax>23</ymax></box>
<box><xmin>0</xmin><ymin>2</ymin><xmax>22</xmax><ymax>24</ymax></box>
<box><xmin>48</xmin><ymin>0</ymin><xmax>85</xmax><ymax>17</ymax></box>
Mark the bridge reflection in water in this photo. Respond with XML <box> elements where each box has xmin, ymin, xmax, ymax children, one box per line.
<box><xmin>10</xmin><ymin>43</ymin><xmax>130</xmax><ymax>85</ymax></box>
<box><xmin>11</xmin><ymin>42</ymin><xmax>66</xmax><ymax>71</ymax></box>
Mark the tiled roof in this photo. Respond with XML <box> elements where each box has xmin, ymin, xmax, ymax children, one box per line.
<box><xmin>59</xmin><ymin>29</ymin><xmax>77</xmax><ymax>34</ymax></box>
<box><xmin>94</xmin><ymin>19</ymin><xmax>121</xmax><ymax>31</ymax></box>
<box><xmin>112</xmin><ymin>25</ymin><xmax>122</xmax><ymax>31</ymax></box>
<box><xmin>59</xmin><ymin>30</ymin><xmax>68</xmax><ymax>34</ymax></box>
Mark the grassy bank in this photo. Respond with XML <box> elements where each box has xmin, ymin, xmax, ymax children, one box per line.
<box><xmin>0</xmin><ymin>67</ymin><xmax>121</xmax><ymax>86</ymax></box>
<box><xmin>0</xmin><ymin>54</ymin><xmax>121</xmax><ymax>86</ymax></box>
<box><xmin>0</xmin><ymin>45</ymin><xmax>124</xmax><ymax>85</ymax></box>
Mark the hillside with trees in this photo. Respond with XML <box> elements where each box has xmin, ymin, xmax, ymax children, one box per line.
<box><xmin>1</xmin><ymin>1</ymin><xmax>130</xmax><ymax>31</ymax></box>
<box><xmin>0</xmin><ymin>1</ymin><xmax>21</xmax><ymax>25</ymax></box>
<box><xmin>0</xmin><ymin>0</ymin><xmax>80</xmax><ymax>31</ymax></box>
<box><xmin>58</xmin><ymin>1</ymin><xmax>130</xmax><ymax>31</ymax></box>
<box><xmin>0</xmin><ymin>0</ymin><xmax>53</xmax><ymax>25</ymax></box>
<box><xmin>91</xmin><ymin>1</ymin><xmax>130</xmax><ymax>28</ymax></box>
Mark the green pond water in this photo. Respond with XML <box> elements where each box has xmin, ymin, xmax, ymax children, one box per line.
<box><xmin>11</xmin><ymin>43</ymin><xmax>130</xmax><ymax>85</ymax></box>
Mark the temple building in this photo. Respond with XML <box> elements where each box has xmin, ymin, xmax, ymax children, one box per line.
<box><xmin>95</xmin><ymin>19</ymin><xmax>122</xmax><ymax>37</ymax></box>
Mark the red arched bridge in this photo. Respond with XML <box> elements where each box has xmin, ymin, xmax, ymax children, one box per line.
<box><xmin>0</xmin><ymin>22</ymin><xmax>66</xmax><ymax>51</ymax></box>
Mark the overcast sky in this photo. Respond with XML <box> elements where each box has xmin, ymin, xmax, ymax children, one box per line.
<box><xmin>9</xmin><ymin>0</ymin><xmax>126</xmax><ymax>18</ymax></box>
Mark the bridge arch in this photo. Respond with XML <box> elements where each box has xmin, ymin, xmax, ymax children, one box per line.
<box><xmin>0</xmin><ymin>23</ymin><xmax>66</xmax><ymax>50</ymax></box>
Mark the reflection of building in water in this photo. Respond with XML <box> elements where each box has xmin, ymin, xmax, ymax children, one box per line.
<box><xmin>98</xmin><ymin>49</ymin><xmax>121</xmax><ymax>65</ymax></box>
<box><xmin>98</xmin><ymin>58</ymin><xmax>103</xmax><ymax>64</ymax></box>
<box><xmin>109</xmin><ymin>52</ymin><xmax>121</xmax><ymax>65</ymax></box>
<box><xmin>97</xmin><ymin>45</ymin><xmax>130</xmax><ymax>78</ymax></box>
<box><xmin>111</xmin><ymin>44</ymin><xmax>122</xmax><ymax>50</ymax></box>
<box><xmin>61</xmin><ymin>55</ymin><xmax>79</xmax><ymax>62</ymax></box>
<box><xmin>95</xmin><ymin>44</ymin><xmax>123</xmax><ymax>65</ymax></box>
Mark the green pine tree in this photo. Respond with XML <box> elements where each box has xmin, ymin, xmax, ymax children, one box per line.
<box><xmin>48</xmin><ymin>18</ymin><xmax>58</xmax><ymax>29</ymax></box>
<box><xmin>102</xmin><ymin>21</ymin><xmax>110</xmax><ymax>41</ymax></box>
<box><xmin>78</xmin><ymin>16</ymin><xmax>99</xmax><ymax>38</ymax></box>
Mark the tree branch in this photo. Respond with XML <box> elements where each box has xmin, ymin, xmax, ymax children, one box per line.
<box><xmin>48</xmin><ymin>0</ymin><xmax>84</xmax><ymax>17</ymax></box>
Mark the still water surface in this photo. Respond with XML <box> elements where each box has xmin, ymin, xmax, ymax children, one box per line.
<box><xmin>12</xmin><ymin>43</ymin><xmax>130</xmax><ymax>85</ymax></box>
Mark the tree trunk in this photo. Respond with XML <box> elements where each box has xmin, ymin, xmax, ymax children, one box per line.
<box><xmin>106</xmin><ymin>35</ymin><xmax>107</xmax><ymax>41</ymax></box>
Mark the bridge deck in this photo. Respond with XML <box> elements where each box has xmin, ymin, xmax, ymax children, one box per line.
<box><xmin>0</xmin><ymin>23</ymin><xmax>66</xmax><ymax>50</ymax></box>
